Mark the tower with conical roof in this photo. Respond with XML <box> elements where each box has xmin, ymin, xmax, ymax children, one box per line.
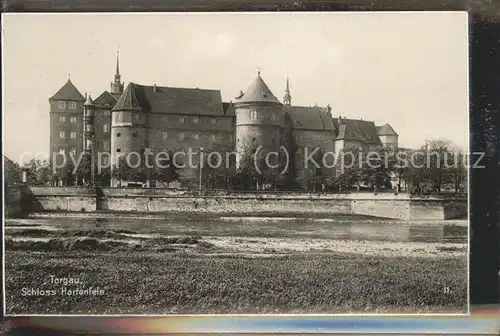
<box><xmin>110</xmin><ymin>83</ymin><xmax>148</xmax><ymax>185</ymax></box>
<box><xmin>110</xmin><ymin>51</ymin><xmax>124</xmax><ymax>95</ymax></box>
<box><xmin>283</xmin><ymin>77</ymin><xmax>291</xmax><ymax>106</ymax></box>
<box><xmin>234</xmin><ymin>71</ymin><xmax>284</xmax><ymax>170</ymax></box>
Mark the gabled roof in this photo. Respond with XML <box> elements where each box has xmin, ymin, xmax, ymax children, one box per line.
<box><xmin>93</xmin><ymin>90</ymin><xmax>118</xmax><ymax>108</ymax></box>
<box><xmin>50</xmin><ymin>79</ymin><xmax>85</xmax><ymax>101</ymax></box>
<box><xmin>285</xmin><ymin>106</ymin><xmax>335</xmax><ymax>131</ymax></box>
<box><xmin>112</xmin><ymin>82</ymin><xmax>224</xmax><ymax>115</ymax></box>
<box><xmin>333</xmin><ymin>118</ymin><xmax>382</xmax><ymax>145</ymax></box>
<box><xmin>235</xmin><ymin>72</ymin><xmax>281</xmax><ymax>105</ymax></box>
<box><xmin>376</xmin><ymin>123</ymin><xmax>398</xmax><ymax>136</ymax></box>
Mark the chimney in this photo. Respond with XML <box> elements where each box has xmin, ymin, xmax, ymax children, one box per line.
<box><xmin>338</xmin><ymin>115</ymin><xmax>342</xmax><ymax>125</ymax></box>
<box><xmin>153</xmin><ymin>84</ymin><xmax>157</xmax><ymax>93</ymax></box>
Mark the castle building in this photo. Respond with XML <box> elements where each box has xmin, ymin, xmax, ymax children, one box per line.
<box><xmin>49</xmin><ymin>54</ymin><xmax>398</xmax><ymax>187</ymax></box>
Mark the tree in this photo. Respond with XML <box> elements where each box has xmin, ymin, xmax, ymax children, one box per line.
<box><xmin>426</xmin><ymin>139</ymin><xmax>452</xmax><ymax>193</ymax></box>
<box><xmin>152</xmin><ymin>150</ymin><xmax>180</xmax><ymax>187</ymax></box>
<box><xmin>446</xmin><ymin>146</ymin><xmax>467</xmax><ymax>193</ymax></box>
<box><xmin>24</xmin><ymin>158</ymin><xmax>53</xmax><ymax>186</ymax></box>
<box><xmin>201</xmin><ymin>138</ymin><xmax>236</xmax><ymax>189</ymax></box>
<box><xmin>362</xmin><ymin>147</ymin><xmax>397</xmax><ymax>193</ymax></box>
<box><xmin>112</xmin><ymin>156</ymin><xmax>148</xmax><ymax>184</ymax></box>
<box><xmin>295</xmin><ymin>147</ymin><xmax>326</xmax><ymax>192</ymax></box>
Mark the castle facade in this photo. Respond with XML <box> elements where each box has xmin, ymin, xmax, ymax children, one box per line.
<box><xmin>49</xmin><ymin>54</ymin><xmax>398</xmax><ymax>187</ymax></box>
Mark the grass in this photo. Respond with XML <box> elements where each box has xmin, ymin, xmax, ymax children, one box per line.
<box><xmin>5</xmin><ymin>250</ymin><xmax>467</xmax><ymax>314</ymax></box>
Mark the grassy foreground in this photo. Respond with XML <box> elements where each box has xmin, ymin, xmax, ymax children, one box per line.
<box><xmin>5</xmin><ymin>250</ymin><xmax>467</xmax><ymax>314</ymax></box>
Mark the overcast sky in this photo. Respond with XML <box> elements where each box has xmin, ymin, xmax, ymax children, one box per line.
<box><xmin>3</xmin><ymin>12</ymin><xmax>468</xmax><ymax>163</ymax></box>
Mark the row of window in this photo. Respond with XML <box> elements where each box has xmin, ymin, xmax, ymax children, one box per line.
<box><xmin>159</xmin><ymin>131</ymin><xmax>222</xmax><ymax>141</ymax></box>
<box><xmin>249</xmin><ymin>109</ymin><xmax>278</xmax><ymax>121</ymax></box>
<box><xmin>160</xmin><ymin>115</ymin><xmax>218</xmax><ymax>124</ymax></box>
<box><xmin>58</xmin><ymin>124</ymin><xmax>110</xmax><ymax>137</ymax></box>
<box><xmin>57</xmin><ymin>101</ymin><xmax>77</xmax><ymax>109</ymax></box>
<box><xmin>58</xmin><ymin>141</ymin><xmax>110</xmax><ymax>154</ymax></box>
<box><xmin>58</xmin><ymin>111</ymin><xmax>111</xmax><ymax>123</ymax></box>
<box><xmin>59</xmin><ymin>116</ymin><xmax>78</xmax><ymax>123</ymax></box>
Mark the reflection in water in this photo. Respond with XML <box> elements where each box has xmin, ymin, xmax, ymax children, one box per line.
<box><xmin>5</xmin><ymin>217</ymin><xmax>467</xmax><ymax>244</ymax></box>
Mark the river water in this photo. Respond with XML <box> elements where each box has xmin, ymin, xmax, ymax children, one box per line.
<box><xmin>4</xmin><ymin>215</ymin><xmax>468</xmax><ymax>244</ymax></box>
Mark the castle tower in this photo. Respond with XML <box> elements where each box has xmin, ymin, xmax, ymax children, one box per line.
<box><xmin>283</xmin><ymin>77</ymin><xmax>291</xmax><ymax>106</ymax></box>
<box><xmin>234</xmin><ymin>71</ymin><xmax>284</xmax><ymax>169</ymax></box>
<box><xmin>110</xmin><ymin>51</ymin><xmax>124</xmax><ymax>94</ymax></box>
<box><xmin>110</xmin><ymin>82</ymin><xmax>148</xmax><ymax>186</ymax></box>
<box><xmin>49</xmin><ymin>76</ymin><xmax>85</xmax><ymax>170</ymax></box>
<box><xmin>83</xmin><ymin>94</ymin><xmax>95</xmax><ymax>153</ymax></box>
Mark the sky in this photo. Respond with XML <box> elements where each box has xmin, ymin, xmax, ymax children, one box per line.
<box><xmin>2</xmin><ymin>12</ymin><xmax>468</xmax><ymax>164</ymax></box>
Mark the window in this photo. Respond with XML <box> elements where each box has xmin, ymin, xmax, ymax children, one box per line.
<box><xmin>134</xmin><ymin>113</ymin><xmax>139</xmax><ymax>121</ymax></box>
<box><xmin>211</xmin><ymin>118</ymin><xmax>217</xmax><ymax>124</ymax></box>
<box><xmin>162</xmin><ymin>116</ymin><xmax>168</xmax><ymax>123</ymax></box>
<box><xmin>59</xmin><ymin>131</ymin><xmax>65</xmax><ymax>139</ymax></box>
<box><xmin>161</xmin><ymin>131</ymin><xmax>168</xmax><ymax>139</ymax></box>
<box><xmin>58</xmin><ymin>101</ymin><xmax>65</xmax><ymax>109</ymax></box>
<box><xmin>271</xmin><ymin>111</ymin><xmax>277</xmax><ymax>121</ymax></box>
<box><xmin>179</xmin><ymin>116</ymin><xmax>185</xmax><ymax>123</ymax></box>
<box><xmin>70</xmin><ymin>132</ymin><xmax>77</xmax><ymax>139</ymax></box>
<box><xmin>193</xmin><ymin>133</ymin><xmax>199</xmax><ymax>140</ymax></box>
<box><xmin>59</xmin><ymin>148</ymin><xmax>66</xmax><ymax>155</ymax></box>
<box><xmin>210</xmin><ymin>134</ymin><xmax>216</xmax><ymax>141</ymax></box>
<box><xmin>103</xmin><ymin>124</ymin><xmax>109</xmax><ymax>133</ymax></box>
<box><xmin>132</xmin><ymin>132</ymin><xmax>137</xmax><ymax>137</ymax></box>
<box><xmin>178</xmin><ymin>132</ymin><xmax>184</xmax><ymax>141</ymax></box>
<box><xmin>116</xmin><ymin>148</ymin><xmax>121</xmax><ymax>153</ymax></box>
<box><xmin>70</xmin><ymin>147</ymin><xmax>77</xmax><ymax>155</ymax></box>
<box><xmin>117</xmin><ymin>132</ymin><xmax>121</xmax><ymax>137</ymax></box>
<box><xmin>69</xmin><ymin>102</ymin><xmax>76</xmax><ymax>109</ymax></box>
<box><xmin>249</xmin><ymin>109</ymin><xmax>258</xmax><ymax>120</ymax></box>
<box><xmin>104</xmin><ymin>110</ymin><xmax>110</xmax><ymax>117</ymax></box>
<box><xmin>103</xmin><ymin>141</ymin><xmax>110</xmax><ymax>151</ymax></box>
<box><xmin>70</xmin><ymin>116</ymin><xmax>77</xmax><ymax>124</ymax></box>
<box><xmin>193</xmin><ymin>117</ymin><xmax>199</xmax><ymax>124</ymax></box>
<box><xmin>59</xmin><ymin>116</ymin><xmax>66</xmax><ymax>123</ymax></box>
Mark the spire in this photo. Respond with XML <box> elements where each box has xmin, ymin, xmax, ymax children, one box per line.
<box><xmin>84</xmin><ymin>94</ymin><xmax>94</xmax><ymax>106</ymax></box>
<box><xmin>283</xmin><ymin>76</ymin><xmax>291</xmax><ymax>106</ymax></box>
<box><xmin>110</xmin><ymin>50</ymin><xmax>124</xmax><ymax>95</ymax></box>
<box><xmin>116</xmin><ymin>50</ymin><xmax>120</xmax><ymax>76</ymax></box>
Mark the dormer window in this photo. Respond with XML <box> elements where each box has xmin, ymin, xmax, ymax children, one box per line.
<box><xmin>69</xmin><ymin>102</ymin><xmax>76</xmax><ymax>109</ymax></box>
<box><xmin>58</xmin><ymin>101</ymin><xmax>65</xmax><ymax>109</ymax></box>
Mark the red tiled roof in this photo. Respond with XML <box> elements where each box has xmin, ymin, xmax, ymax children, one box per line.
<box><xmin>49</xmin><ymin>79</ymin><xmax>85</xmax><ymax>101</ymax></box>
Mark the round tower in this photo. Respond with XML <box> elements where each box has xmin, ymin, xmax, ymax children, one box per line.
<box><xmin>110</xmin><ymin>82</ymin><xmax>148</xmax><ymax>186</ymax></box>
<box><xmin>83</xmin><ymin>94</ymin><xmax>95</xmax><ymax>154</ymax></box>
<box><xmin>234</xmin><ymin>71</ymin><xmax>284</xmax><ymax>168</ymax></box>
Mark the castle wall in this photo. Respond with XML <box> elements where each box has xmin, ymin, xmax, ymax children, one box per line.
<box><xmin>17</xmin><ymin>187</ymin><xmax>468</xmax><ymax>220</ymax></box>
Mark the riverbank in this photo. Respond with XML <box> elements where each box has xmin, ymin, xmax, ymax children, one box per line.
<box><xmin>5</xmin><ymin>250</ymin><xmax>467</xmax><ymax>314</ymax></box>
<box><xmin>19</xmin><ymin>211</ymin><xmax>469</xmax><ymax>227</ymax></box>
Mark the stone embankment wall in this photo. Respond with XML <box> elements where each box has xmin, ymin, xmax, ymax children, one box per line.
<box><xmin>7</xmin><ymin>186</ymin><xmax>468</xmax><ymax>220</ymax></box>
